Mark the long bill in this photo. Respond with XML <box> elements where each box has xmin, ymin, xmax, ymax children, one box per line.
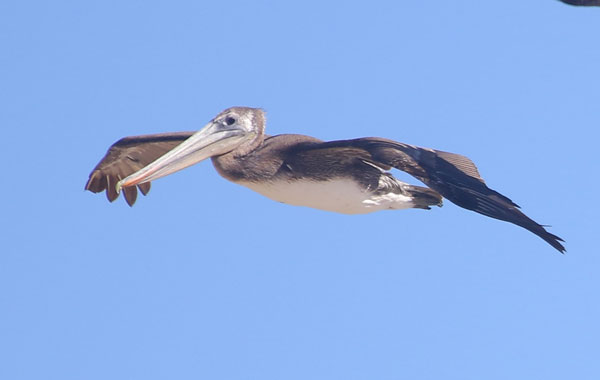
<box><xmin>116</xmin><ymin>121</ymin><xmax>249</xmax><ymax>193</ymax></box>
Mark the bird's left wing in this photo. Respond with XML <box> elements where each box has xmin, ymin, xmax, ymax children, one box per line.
<box><xmin>85</xmin><ymin>132</ymin><xmax>194</xmax><ymax>206</ymax></box>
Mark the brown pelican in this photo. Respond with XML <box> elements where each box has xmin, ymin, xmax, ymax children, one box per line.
<box><xmin>86</xmin><ymin>107</ymin><xmax>565</xmax><ymax>253</ymax></box>
<box><xmin>560</xmin><ymin>0</ymin><xmax>600</xmax><ymax>5</ymax></box>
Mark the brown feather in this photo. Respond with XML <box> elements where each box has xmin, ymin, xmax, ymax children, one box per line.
<box><xmin>85</xmin><ymin>132</ymin><xmax>194</xmax><ymax>205</ymax></box>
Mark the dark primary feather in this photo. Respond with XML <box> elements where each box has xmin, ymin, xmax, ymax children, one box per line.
<box><xmin>85</xmin><ymin>132</ymin><xmax>194</xmax><ymax>206</ymax></box>
<box><xmin>560</xmin><ymin>0</ymin><xmax>600</xmax><ymax>6</ymax></box>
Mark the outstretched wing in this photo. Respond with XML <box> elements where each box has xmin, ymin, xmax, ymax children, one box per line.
<box><xmin>560</xmin><ymin>0</ymin><xmax>600</xmax><ymax>6</ymax></box>
<box><xmin>303</xmin><ymin>138</ymin><xmax>565</xmax><ymax>253</ymax></box>
<box><xmin>85</xmin><ymin>132</ymin><xmax>194</xmax><ymax>206</ymax></box>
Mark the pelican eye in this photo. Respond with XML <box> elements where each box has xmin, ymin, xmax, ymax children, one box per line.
<box><xmin>225</xmin><ymin>116</ymin><xmax>236</xmax><ymax>126</ymax></box>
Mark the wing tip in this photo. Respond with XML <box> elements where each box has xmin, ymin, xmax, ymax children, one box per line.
<box><xmin>542</xmin><ymin>231</ymin><xmax>566</xmax><ymax>254</ymax></box>
<box><xmin>123</xmin><ymin>186</ymin><xmax>137</xmax><ymax>207</ymax></box>
<box><xmin>523</xmin><ymin>221</ymin><xmax>565</xmax><ymax>253</ymax></box>
<box><xmin>84</xmin><ymin>172</ymin><xmax>102</xmax><ymax>193</ymax></box>
<box><xmin>85</xmin><ymin>171</ymin><xmax>153</xmax><ymax>207</ymax></box>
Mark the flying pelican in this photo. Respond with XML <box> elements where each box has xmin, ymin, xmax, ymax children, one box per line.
<box><xmin>86</xmin><ymin>107</ymin><xmax>565</xmax><ymax>252</ymax></box>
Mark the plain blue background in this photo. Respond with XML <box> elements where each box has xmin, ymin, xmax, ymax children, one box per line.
<box><xmin>1</xmin><ymin>1</ymin><xmax>599</xmax><ymax>379</ymax></box>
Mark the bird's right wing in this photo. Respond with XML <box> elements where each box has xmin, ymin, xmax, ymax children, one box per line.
<box><xmin>303</xmin><ymin>137</ymin><xmax>565</xmax><ymax>253</ymax></box>
<box><xmin>85</xmin><ymin>132</ymin><xmax>194</xmax><ymax>206</ymax></box>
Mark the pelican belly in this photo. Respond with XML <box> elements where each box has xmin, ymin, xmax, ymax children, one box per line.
<box><xmin>240</xmin><ymin>178</ymin><xmax>415</xmax><ymax>214</ymax></box>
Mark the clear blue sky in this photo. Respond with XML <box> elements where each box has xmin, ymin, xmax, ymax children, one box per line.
<box><xmin>1</xmin><ymin>1</ymin><xmax>599</xmax><ymax>379</ymax></box>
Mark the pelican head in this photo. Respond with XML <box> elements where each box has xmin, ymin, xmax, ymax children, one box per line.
<box><xmin>116</xmin><ymin>107</ymin><xmax>265</xmax><ymax>192</ymax></box>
